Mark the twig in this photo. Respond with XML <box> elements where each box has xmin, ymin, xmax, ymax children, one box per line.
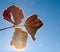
<box><xmin>0</xmin><ymin>26</ymin><xmax>14</xmax><ymax>31</ymax></box>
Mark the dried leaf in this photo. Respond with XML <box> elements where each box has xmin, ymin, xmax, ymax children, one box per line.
<box><xmin>24</xmin><ymin>14</ymin><xmax>43</xmax><ymax>41</ymax></box>
<box><xmin>7</xmin><ymin>5</ymin><xmax>24</xmax><ymax>25</ymax></box>
<box><xmin>3</xmin><ymin>5</ymin><xmax>24</xmax><ymax>25</ymax></box>
<box><xmin>10</xmin><ymin>28</ymin><xmax>28</xmax><ymax>49</ymax></box>
<box><xmin>3</xmin><ymin>10</ymin><xmax>14</xmax><ymax>24</ymax></box>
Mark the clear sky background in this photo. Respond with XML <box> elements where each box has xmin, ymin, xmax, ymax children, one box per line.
<box><xmin>0</xmin><ymin>0</ymin><xmax>60</xmax><ymax>52</ymax></box>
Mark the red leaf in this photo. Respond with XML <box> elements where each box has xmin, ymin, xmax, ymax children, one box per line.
<box><xmin>3</xmin><ymin>5</ymin><xmax>24</xmax><ymax>25</ymax></box>
<box><xmin>7</xmin><ymin>5</ymin><xmax>24</xmax><ymax>25</ymax></box>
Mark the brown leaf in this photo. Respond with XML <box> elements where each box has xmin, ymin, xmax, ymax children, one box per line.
<box><xmin>24</xmin><ymin>14</ymin><xmax>43</xmax><ymax>41</ymax></box>
<box><xmin>7</xmin><ymin>5</ymin><xmax>24</xmax><ymax>25</ymax></box>
<box><xmin>3</xmin><ymin>5</ymin><xmax>24</xmax><ymax>25</ymax></box>
<box><xmin>10</xmin><ymin>28</ymin><xmax>28</xmax><ymax>49</ymax></box>
<box><xmin>3</xmin><ymin>9</ymin><xmax>15</xmax><ymax>24</ymax></box>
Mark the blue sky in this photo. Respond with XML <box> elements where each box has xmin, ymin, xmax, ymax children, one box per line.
<box><xmin>0</xmin><ymin>0</ymin><xmax>60</xmax><ymax>52</ymax></box>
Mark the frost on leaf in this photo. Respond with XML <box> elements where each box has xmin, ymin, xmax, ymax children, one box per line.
<box><xmin>10</xmin><ymin>28</ymin><xmax>28</xmax><ymax>49</ymax></box>
<box><xmin>3</xmin><ymin>5</ymin><xmax>24</xmax><ymax>25</ymax></box>
<box><xmin>24</xmin><ymin>14</ymin><xmax>43</xmax><ymax>41</ymax></box>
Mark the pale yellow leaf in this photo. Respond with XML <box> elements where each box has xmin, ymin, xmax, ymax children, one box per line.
<box><xmin>10</xmin><ymin>28</ymin><xmax>28</xmax><ymax>49</ymax></box>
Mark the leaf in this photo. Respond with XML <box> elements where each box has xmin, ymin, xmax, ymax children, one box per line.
<box><xmin>7</xmin><ymin>5</ymin><xmax>24</xmax><ymax>25</ymax></box>
<box><xmin>3</xmin><ymin>10</ymin><xmax>14</xmax><ymax>24</ymax></box>
<box><xmin>10</xmin><ymin>28</ymin><xmax>28</xmax><ymax>49</ymax></box>
<box><xmin>24</xmin><ymin>14</ymin><xmax>43</xmax><ymax>41</ymax></box>
<box><xmin>3</xmin><ymin>5</ymin><xmax>24</xmax><ymax>25</ymax></box>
